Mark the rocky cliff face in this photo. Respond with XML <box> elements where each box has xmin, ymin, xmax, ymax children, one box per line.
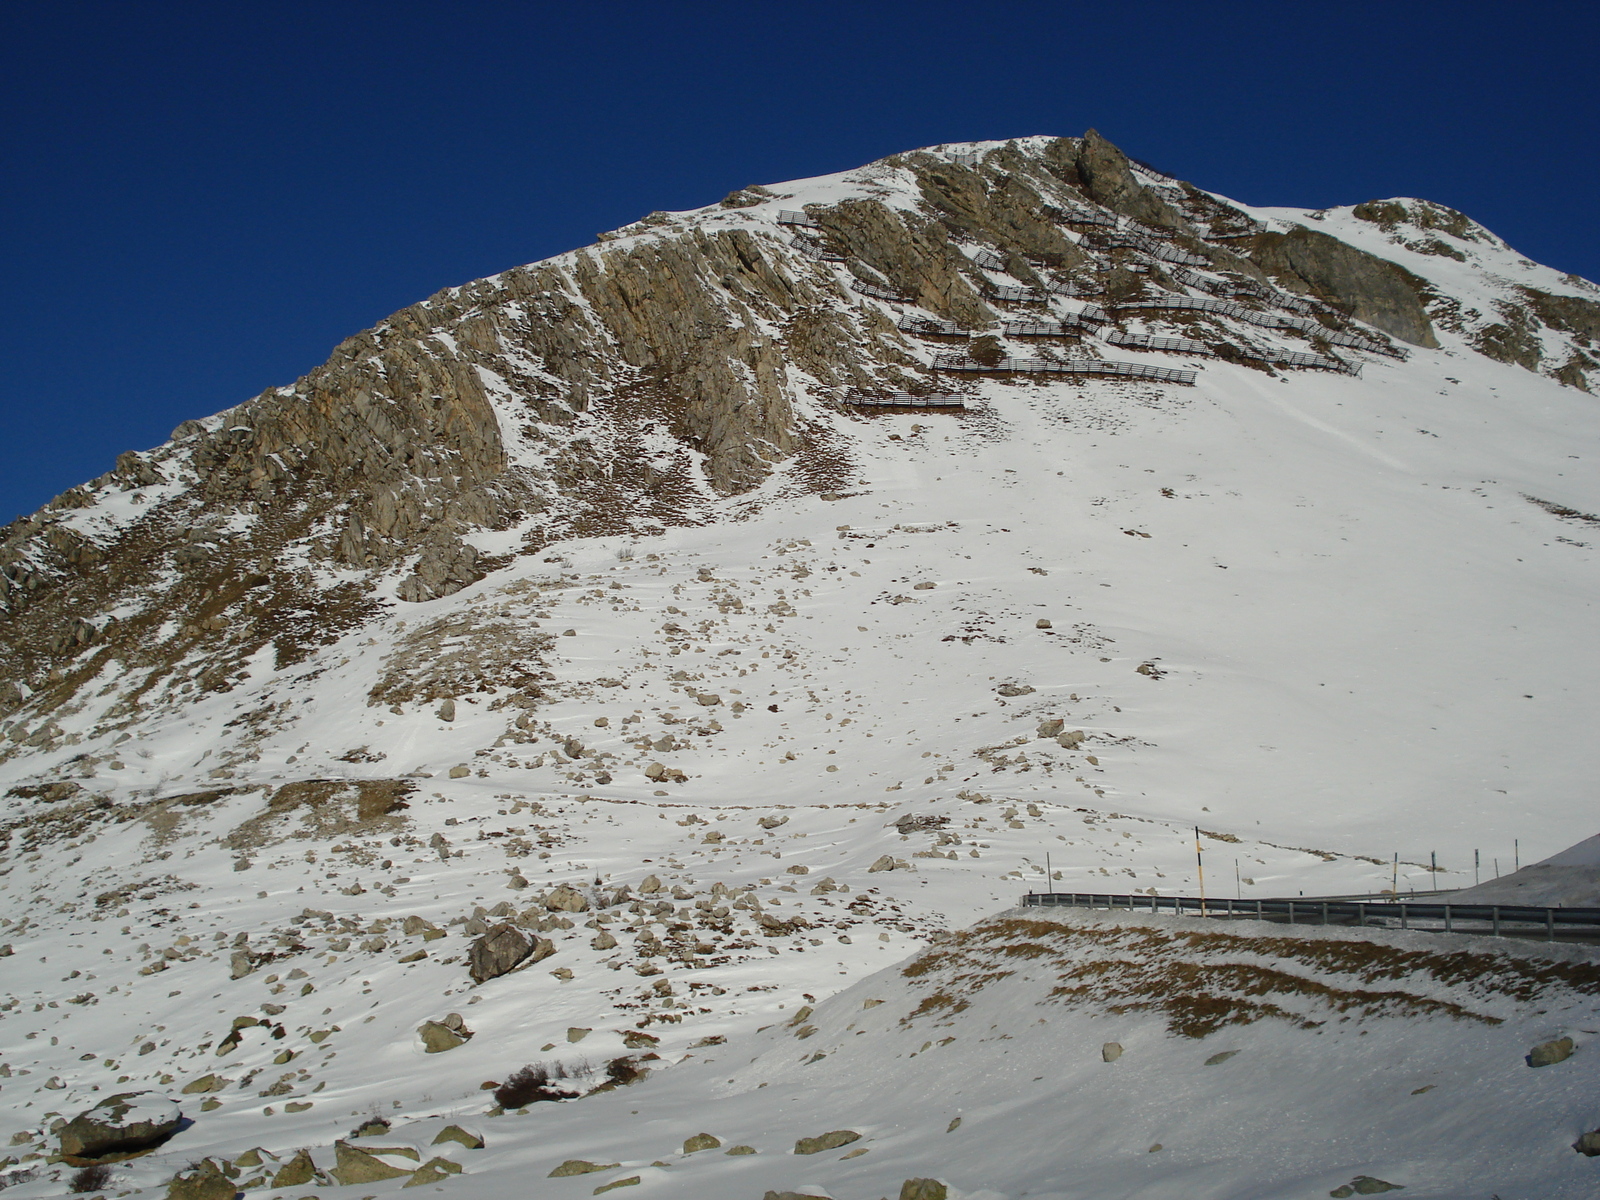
<box><xmin>0</xmin><ymin>131</ymin><xmax>1594</xmax><ymax>762</ymax></box>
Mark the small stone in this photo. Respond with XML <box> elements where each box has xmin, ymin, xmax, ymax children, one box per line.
<box><xmin>1036</xmin><ymin>618</ymin><xmax>1052</xmax><ymax>629</ymax></box>
<box><xmin>1574</xmin><ymin>1129</ymin><xmax>1600</xmax><ymax>1156</ymax></box>
<box><xmin>868</xmin><ymin>854</ymin><xmax>897</xmax><ymax>873</ymax></box>
<box><xmin>567</xmin><ymin>1027</ymin><xmax>592</xmax><ymax>1043</ymax></box>
<box><xmin>438</xmin><ymin>699</ymin><xmax>456</xmax><ymax>722</ymax></box>
<box><xmin>724</xmin><ymin>1145</ymin><xmax>757</xmax><ymax>1155</ymax></box>
<box><xmin>913</xmin><ymin>581</ymin><xmax>936</xmax><ymax>590</ymax></box>
<box><xmin>449</xmin><ymin>765</ymin><xmax>471</xmax><ymax>779</ymax></box>
<box><xmin>181</xmin><ymin>1074</ymin><xmax>228</xmax><ymax>1094</ymax></box>
<box><xmin>900</xmin><ymin>1180</ymin><xmax>948</xmax><ymax>1200</ymax></box>
<box><xmin>285</xmin><ymin>1101</ymin><xmax>312</xmax><ymax>1113</ymax></box>
<box><xmin>683</xmin><ymin>1132</ymin><xmax>722</xmax><ymax>1153</ymax></box>
<box><xmin>593</xmin><ymin>1177</ymin><xmax>640</xmax><ymax>1194</ymax></box>
<box><xmin>946</xmin><ymin>1117</ymin><xmax>961</xmax><ymax>1132</ymax></box>
<box><xmin>1102</xmin><ymin>1042</ymin><xmax>1123</xmax><ymax>1063</ymax></box>
<box><xmin>1204</xmin><ymin>1050</ymin><xmax>1239</xmax><ymax>1066</ymax></box>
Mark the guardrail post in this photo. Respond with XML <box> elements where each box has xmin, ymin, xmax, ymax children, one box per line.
<box><xmin>1256</xmin><ymin>900</ymin><xmax>1263</xmax><ymax>920</ymax></box>
<box><xmin>1321</xmin><ymin>902</ymin><xmax>1328</xmax><ymax>926</ymax></box>
<box><xmin>1400</xmin><ymin>904</ymin><xmax>1408</xmax><ymax>931</ymax></box>
<box><xmin>1492</xmin><ymin>906</ymin><xmax>1500</xmax><ymax>937</ymax></box>
<box><xmin>1443</xmin><ymin>905</ymin><xmax>1452</xmax><ymax>933</ymax></box>
<box><xmin>1287</xmin><ymin>901</ymin><xmax>1295</xmax><ymax>925</ymax></box>
<box><xmin>1358</xmin><ymin>904</ymin><xmax>1366</xmax><ymax>927</ymax></box>
<box><xmin>1548</xmin><ymin>910</ymin><xmax>1555</xmax><ymax>943</ymax></box>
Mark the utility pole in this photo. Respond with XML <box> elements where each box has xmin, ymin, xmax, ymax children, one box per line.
<box><xmin>1046</xmin><ymin>852</ymin><xmax>1052</xmax><ymax>889</ymax></box>
<box><xmin>1431</xmin><ymin>851</ymin><xmax>1437</xmax><ymax>891</ymax></box>
<box><xmin>1475</xmin><ymin>849</ymin><xmax>1480</xmax><ymax>887</ymax></box>
<box><xmin>1195</xmin><ymin>826</ymin><xmax>1206</xmax><ymax>917</ymax></box>
<box><xmin>1392</xmin><ymin>852</ymin><xmax>1398</xmax><ymax>897</ymax></box>
<box><xmin>1515</xmin><ymin>839</ymin><xmax>1520</xmax><ymax>872</ymax></box>
<box><xmin>1235</xmin><ymin>857</ymin><xmax>1241</xmax><ymax>900</ymax></box>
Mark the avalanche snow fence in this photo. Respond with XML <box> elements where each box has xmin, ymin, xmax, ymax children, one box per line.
<box><xmin>1021</xmin><ymin>891</ymin><xmax>1600</xmax><ymax>944</ymax></box>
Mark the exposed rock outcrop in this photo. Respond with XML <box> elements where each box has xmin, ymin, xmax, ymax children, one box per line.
<box><xmin>1249</xmin><ymin>225</ymin><xmax>1439</xmax><ymax>346</ymax></box>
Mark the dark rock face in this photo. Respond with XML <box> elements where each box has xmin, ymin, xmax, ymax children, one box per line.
<box><xmin>1249</xmin><ymin>225</ymin><xmax>1439</xmax><ymax>347</ymax></box>
<box><xmin>58</xmin><ymin>1092</ymin><xmax>183</xmax><ymax>1161</ymax></box>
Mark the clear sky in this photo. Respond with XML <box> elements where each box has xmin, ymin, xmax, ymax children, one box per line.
<box><xmin>2</xmin><ymin>0</ymin><xmax>1596</xmax><ymax>522</ymax></box>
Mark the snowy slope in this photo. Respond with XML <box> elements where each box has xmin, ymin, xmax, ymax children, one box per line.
<box><xmin>2</xmin><ymin>134</ymin><xmax>1600</xmax><ymax>1198</ymax></box>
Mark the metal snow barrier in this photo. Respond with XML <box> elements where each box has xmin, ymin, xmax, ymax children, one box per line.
<box><xmin>897</xmin><ymin>315</ymin><xmax>969</xmax><ymax>336</ymax></box>
<box><xmin>790</xmin><ymin>237</ymin><xmax>846</xmax><ymax>263</ymax></box>
<box><xmin>969</xmin><ymin>248</ymin><xmax>1007</xmax><ymax>272</ymax></box>
<box><xmin>777</xmin><ymin>210</ymin><xmax>821</xmax><ymax>228</ymax></box>
<box><xmin>1105</xmin><ymin>329</ymin><xmax>1215</xmax><ymax>356</ymax></box>
<box><xmin>948</xmin><ymin>150</ymin><xmax>982</xmax><ymax>169</ymax></box>
<box><xmin>1003</xmin><ymin>318</ymin><xmax>1087</xmax><ymax>337</ymax></box>
<box><xmin>989</xmin><ymin>284</ymin><xmax>1045</xmax><ymax>304</ymax></box>
<box><xmin>1042</xmin><ymin>279</ymin><xmax>1080</xmax><ymax>296</ymax></box>
<box><xmin>851</xmin><ymin>278</ymin><xmax>912</xmax><ymax>303</ymax></box>
<box><xmin>848</xmin><ymin>393</ymin><xmax>966</xmax><ymax>409</ymax></box>
<box><xmin>934</xmin><ymin>352</ymin><xmax>1198</xmax><ymax>385</ymax></box>
<box><xmin>1115</xmin><ymin>295</ymin><xmax>1310</xmax><ymax>330</ymax></box>
<box><xmin>1020</xmin><ymin>890</ymin><xmax>1600</xmax><ymax>944</ymax></box>
<box><xmin>1318</xmin><ymin>328</ymin><xmax>1408</xmax><ymax>359</ymax></box>
<box><xmin>1060</xmin><ymin>207</ymin><xmax>1117</xmax><ymax>228</ymax></box>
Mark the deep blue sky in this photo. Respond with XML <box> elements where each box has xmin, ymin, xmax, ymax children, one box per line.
<box><xmin>3</xmin><ymin>0</ymin><xmax>1596</xmax><ymax>521</ymax></box>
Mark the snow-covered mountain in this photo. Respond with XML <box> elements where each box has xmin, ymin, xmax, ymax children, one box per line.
<box><xmin>3</xmin><ymin>131</ymin><xmax>1599</xmax><ymax>1199</ymax></box>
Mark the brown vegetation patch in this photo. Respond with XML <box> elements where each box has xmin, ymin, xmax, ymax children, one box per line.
<box><xmin>899</xmin><ymin>915</ymin><xmax>1595</xmax><ymax>1039</ymax></box>
<box><xmin>224</xmin><ymin>778</ymin><xmax>413</xmax><ymax>849</ymax></box>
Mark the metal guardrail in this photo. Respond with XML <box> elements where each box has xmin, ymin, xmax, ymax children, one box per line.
<box><xmin>1020</xmin><ymin>891</ymin><xmax>1600</xmax><ymax>942</ymax></box>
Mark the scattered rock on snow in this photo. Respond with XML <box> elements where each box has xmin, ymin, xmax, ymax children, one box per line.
<box><xmin>164</xmin><ymin>1158</ymin><xmax>234</xmax><ymax>1200</ymax></box>
<box><xmin>330</xmin><ymin>1140</ymin><xmax>414</xmax><ymax>1185</ymax></box>
<box><xmin>1527</xmin><ymin>1036</ymin><xmax>1574</xmax><ymax>1067</ymax></box>
<box><xmin>1328</xmin><ymin>1177</ymin><xmax>1404</xmax><ymax>1196</ymax></box>
<box><xmin>1102</xmin><ymin>1042</ymin><xmax>1123</xmax><ymax>1063</ymax></box>
<box><xmin>794</xmin><ymin>1129</ymin><xmax>861</xmax><ymax>1155</ymax></box>
<box><xmin>900</xmin><ymin>1180</ymin><xmax>949</xmax><ymax>1200</ymax></box>
<box><xmin>546</xmin><ymin>883</ymin><xmax>591</xmax><ymax>913</ymax></box>
<box><xmin>548</xmin><ymin>1160</ymin><xmax>620</xmax><ymax>1177</ymax></box>
<box><xmin>683</xmin><ymin>1132</ymin><xmax>722</xmax><ymax>1153</ymax></box>
<box><xmin>468</xmin><ymin>923</ymin><xmax>553</xmax><ymax>983</ymax></box>
<box><xmin>58</xmin><ymin>1092</ymin><xmax>183</xmax><ymax>1161</ymax></box>
<box><xmin>432</xmin><ymin>1125</ymin><xmax>484</xmax><ymax>1150</ymax></box>
<box><xmin>418</xmin><ymin>1016</ymin><xmax>473</xmax><ymax>1053</ymax></box>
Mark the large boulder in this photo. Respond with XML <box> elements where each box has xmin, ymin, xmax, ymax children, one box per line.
<box><xmin>58</xmin><ymin>1092</ymin><xmax>183</xmax><ymax>1161</ymax></box>
<box><xmin>467</xmin><ymin>923</ymin><xmax>552</xmax><ymax>983</ymax></box>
